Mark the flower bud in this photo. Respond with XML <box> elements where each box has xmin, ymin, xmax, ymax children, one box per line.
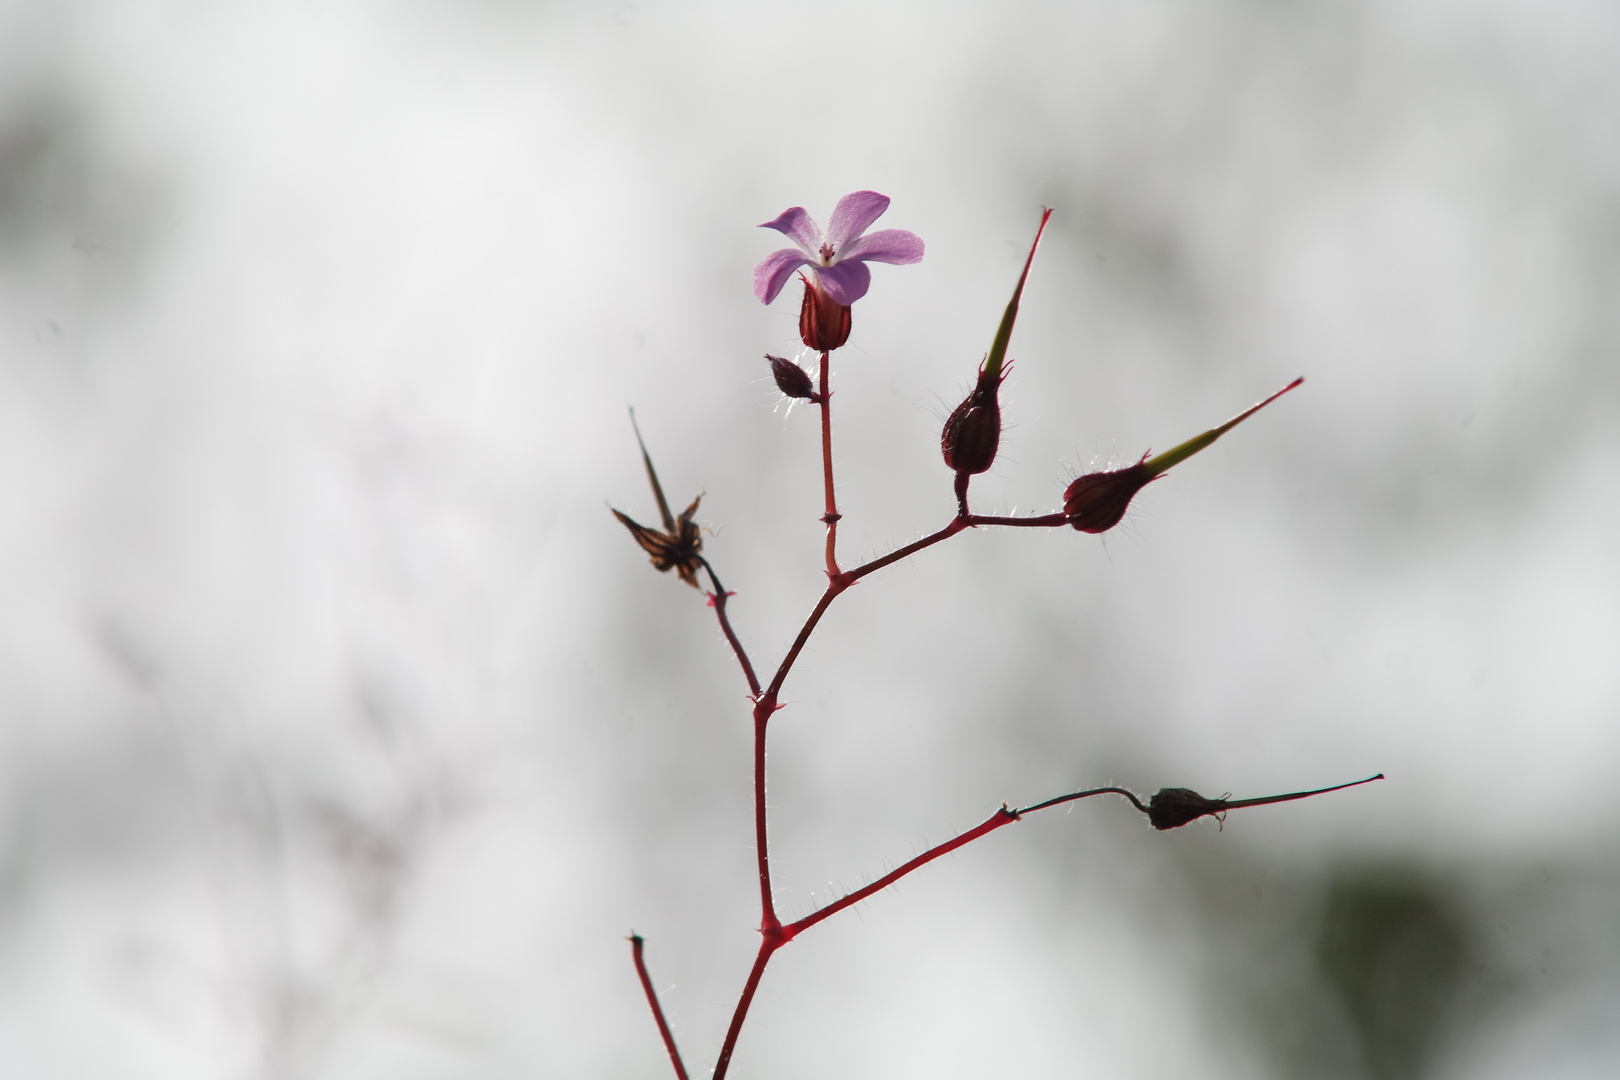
<box><xmin>941</xmin><ymin>365</ymin><xmax>1007</xmax><ymax>475</ymax></box>
<box><xmin>798</xmin><ymin>276</ymin><xmax>851</xmax><ymax>352</ymax></box>
<box><xmin>1063</xmin><ymin>456</ymin><xmax>1156</xmax><ymax>533</ymax></box>
<box><xmin>766</xmin><ymin>354</ymin><xmax>816</xmax><ymax>400</ymax></box>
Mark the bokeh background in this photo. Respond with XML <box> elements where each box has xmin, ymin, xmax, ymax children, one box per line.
<box><xmin>2</xmin><ymin>1</ymin><xmax>1618</xmax><ymax>1077</ymax></box>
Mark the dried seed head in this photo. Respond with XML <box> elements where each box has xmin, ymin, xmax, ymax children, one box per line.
<box><xmin>766</xmin><ymin>354</ymin><xmax>816</xmax><ymax>400</ymax></box>
<box><xmin>798</xmin><ymin>276</ymin><xmax>852</xmax><ymax>352</ymax></box>
<box><xmin>941</xmin><ymin>365</ymin><xmax>1007</xmax><ymax>476</ymax></box>
<box><xmin>612</xmin><ymin>411</ymin><xmax>706</xmax><ymax>588</ymax></box>
<box><xmin>1063</xmin><ymin>457</ymin><xmax>1157</xmax><ymax>533</ymax></box>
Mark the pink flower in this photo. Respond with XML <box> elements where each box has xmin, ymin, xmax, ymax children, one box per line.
<box><xmin>753</xmin><ymin>191</ymin><xmax>925</xmax><ymax>306</ymax></box>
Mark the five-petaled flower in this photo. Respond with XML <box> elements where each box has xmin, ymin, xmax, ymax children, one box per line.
<box><xmin>753</xmin><ymin>191</ymin><xmax>925</xmax><ymax>307</ymax></box>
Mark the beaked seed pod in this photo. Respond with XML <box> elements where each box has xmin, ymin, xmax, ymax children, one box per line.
<box><xmin>941</xmin><ymin>365</ymin><xmax>1008</xmax><ymax>476</ymax></box>
<box><xmin>766</xmin><ymin>354</ymin><xmax>816</xmax><ymax>400</ymax></box>
<box><xmin>1064</xmin><ymin>377</ymin><xmax>1305</xmax><ymax>535</ymax></box>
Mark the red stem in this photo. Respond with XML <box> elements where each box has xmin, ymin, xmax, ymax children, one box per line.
<box><xmin>712</xmin><ymin>939</ymin><xmax>782</xmax><ymax>1080</ymax></box>
<box><xmin>784</xmin><ymin>807</ymin><xmax>1019</xmax><ymax>940</ymax></box>
<box><xmin>761</xmin><ymin>582</ymin><xmax>846</xmax><ymax>704</ymax></box>
<box><xmin>761</xmin><ymin>510</ymin><xmax>1070</xmax><ymax>705</ymax></box>
<box><xmin>751</xmin><ymin>703</ymin><xmax>780</xmax><ymax>930</ymax></box>
<box><xmin>967</xmin><ymin>512</ymin><xmax>1070</xmax><ymax>529</ymax></box>
<box><xmin>700</xmin><ymin>559</ymin><xmax>760</xmax><ymax>699</ymax></box>
<box><xmin>818</xmin><ymin>352</ymin><xmax>841</xmax><ymax>579</ymax></box>
<box><xmin>630</xmin><ymin>935</ymin><xmax>690</xmax><ymax>1080</ymax></box>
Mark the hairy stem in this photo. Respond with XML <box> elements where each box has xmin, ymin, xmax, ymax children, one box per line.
<box><xmin>712</xmin><ymin>939</ymin><xmax>782</xmax><ymax>1080</ymax></box>
<box><xmin>784</xmin><ymin>807</ymin><xmax>1019</xmax><ymax>939</ymax></box>
<box><xmin>629</xmin><ymin>935</ymin><xmax>690</xmax><ymax>1080</ymax></box>
<box><xmin>700</xmin><ymin>558</ymin><xmax>760</xmax><ymax>699</ymax></box>
<box><xmin>751</xmin><ymin>703</ymin><xmax>780</xmax><ymax>929</ymax></box>
<box><xmin>818</xmin><ymin>352</ymin><xmax>841</xmax><ymax>579</ymax></box>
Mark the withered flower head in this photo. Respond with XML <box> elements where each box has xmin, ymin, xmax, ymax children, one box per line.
<box><xmin>611</xmin><ymin>410</ymin><xmax>705</xmax><ymax>588</ymax></box>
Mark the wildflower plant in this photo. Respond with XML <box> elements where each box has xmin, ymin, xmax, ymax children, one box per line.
<box><xmin>614</xmin><ymin>192</ymin><xmax>1381</xmax><ymax>1078</ymax></box>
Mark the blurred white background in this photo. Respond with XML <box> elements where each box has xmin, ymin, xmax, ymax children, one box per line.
<box><xmin>1</xmin><ymin>1</ymin><xmax>1617</xmax><ymax>1077</ymax></box>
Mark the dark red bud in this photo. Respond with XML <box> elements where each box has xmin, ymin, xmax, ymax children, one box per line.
<box><xmin>1146</xmin><ymin>788</ymin><xmax>1227</xmax><ymax>830</ymax></box>
<box><xmin>798</xmin><ymin>276</ymin><xmax>852</xmax><ymax>352</ymax></box>
<box><xmin>766</xmin><ymin>354</ymin><xmax>816</xmax><ymax>400</ymax></box>
<box><xmin>941</xmin><ymin>365</ymin><xmax>1008</xmax><ymax>476</ymax></box>
<box><xmin>1063</xmin><ymin>456</ymin><xmax>1157</xmax><ymax>533</ymax></box>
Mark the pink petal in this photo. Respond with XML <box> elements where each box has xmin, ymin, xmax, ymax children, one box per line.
<box><xmin>758</xmin><ymin>206</ymin><xmax>821</xmax><ymax>255</ymax></box>
<box><xmin>815</xmin><ymin>261</ymin><xmax>872</xmax><ymax>306</ymax></box>
<box><xmin>840</xmin><ymin>228</ymin><xmax>925</xmax><ymax>266</ymax></box>
<box><xmin>754</xmin><ymin>249</ymin><xmax>812</xmax><ymax>304</ymax></box>
<box><xmin>826</xmin><ymin>191</ymin><xmax>891</xmax><ymax>251</ymax></box>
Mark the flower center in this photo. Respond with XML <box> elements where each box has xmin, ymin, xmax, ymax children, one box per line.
<box><xmin>818</xmin><ymin>241</ymin><xmax>836</xmax><ymax>266</ymax></box>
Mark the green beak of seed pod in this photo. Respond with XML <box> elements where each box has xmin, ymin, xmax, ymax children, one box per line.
<box><xmin>981</xmin><ymin>207</ymin><xmax>1052</xmax><ymax>381</ymax></box>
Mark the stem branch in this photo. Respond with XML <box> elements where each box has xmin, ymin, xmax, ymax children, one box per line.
<box><xmin>712</xmin><ymin>940</ymin><xmax>781</xmax><ymax>1080</ymax></box>
<box><xmin>700</xmin><ymin>558</ymin><xmax>760</xmax><ymax>699</ymax></box>
<box><xmin>784</xmin><ymin>807</ymin><xmax>1019</xmax><ymax>939</ymax></box>
<box><xmin>818</xmin><ymin>352</ymin><xmax>841</xmax><ymax>579</ymax></box>
<box><xmin>629</xmin><ymin>935</ymin><xmax>690</xmax><ymax>1080</ymax></box>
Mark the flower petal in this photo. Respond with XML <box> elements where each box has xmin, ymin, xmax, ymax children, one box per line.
<box><xmin>814</xmin><ymin>261</ymin><xmax>872</xmax><ymax>306</ymax></box>
<box><xmin>826</xmin><ymin>191</ymin><xmax>891</xmax><ymax>252</ymax></box>
<box><xmin>840</xmin><ymin>228</ymin><xmax>925</xmax><ymax>266</ymax></box>
<box><xmin>754</xmin><ymin>248</ymin><xmax>812</xmax><ymax>304</ymax></box>
<box><xmin>758</xmin><ymin>206</ymin><xmax>821</xmax><ymax>255</ymax></box>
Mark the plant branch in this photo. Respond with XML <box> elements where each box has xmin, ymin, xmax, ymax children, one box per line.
<box><xmin>1018</xmin><ymin>785</ymin><xmax>1148</xmax><ymax>816</ymax></box>
<box><xmin>967</xmin><ymin>512</ymin><xmax>1070</xmax><ymax>529</ymax></box>
<box><xmin>751</xmin><ymin>704</ymin><xmax>780</xmax><ymax>929</ymax></box>
<box><xmin>777</xmin><ymin>773</ymin><xmax>1383</xmax><ymax>942</ymax></box>
<box><xmin>842</xmin><ymin>519</ymin><xmax>968</xmax><ymax>585</ymax></box>
<box><xmin>629</xmin><ymin>935</ymin><xmax>690</xmax><ymax>1080</ymax></box>
<box><xmin>712</xmin><ymin>938</ymin><xmax>782</xmax><ymax>1080</ymax></box>
<box><xmin>761</xmin><ymin>583</ymin><xmax>845</xmax><ymax>705</ymax></box>
<box><xmin>783</xmin><ymin>806</ymin><xmax>1019</xmax><ymax>940</ymax></box>
<box><xmin>699</xmin><ymin>558</ymin><xmax>760</xmax><ymax>699</ymax></box>
<box><xmin>761</xmin><ymin>510</ymin><xmax>1070</xmax><ymax>706</ymax></box>
<box><xmin>818</xmin><ymin>351</ymin><xmax>841</xmax><ymax>579</ymax></box>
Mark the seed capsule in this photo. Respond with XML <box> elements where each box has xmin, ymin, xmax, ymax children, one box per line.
<box><xmin>941</xmin><ymin>365</ymin><xmax>1007</xmax><ymax>476</ymax></box>
<box><xmin>1063</xmin><ymin>457</ymin><xmax>1156</xmax><ymax>534</ymax></box>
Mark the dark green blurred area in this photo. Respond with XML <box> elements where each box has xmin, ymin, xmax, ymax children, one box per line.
<box><xmin>1317</xmin><ymin>871</ymin><xmax>1469</xmax><ymax>1080</ymax></box>
<box><xmin>1164</xmin><ymin>845</ymin><xmax>1620</xmax><ymax>1080</ymax></box>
